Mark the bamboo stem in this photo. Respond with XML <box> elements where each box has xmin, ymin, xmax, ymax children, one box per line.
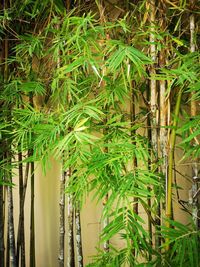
<box><xmin>59</xmin><ymin>168</ymin><xmax>66</xmax><ymax>267</ymax></box>
<box><xmin>165</xmin><ymin>89</ymin><xmax>182</xmax><ymax>249</ymax></box>
<box><xmin>67</xmin><ymin>169</ymin><xmax>75</xmax><ymax>267</ymax></box>
<box><xmin>0</xmin><ymin>185</ymin><xmax>4</xmax><ymax>267</ymax></box>
<box><xmin>30</xmin><ymin>160</ymin><xmax>35</xmax><ymax>267</ymax></box>
<box><xmin>16</xmin><ymin>161</ymin><xmax>29</xmax><ymax>267</ymax></box>
<box><xmin>16</xmin><ymin>151</ymin><xmax>26</xmax><ymax>267</ymax></box>
<box><xmin>148</xmin><ymin>0</ymin><xmax>161</xmax><ymax>249</ymax></box>
<box><xmin>190</xmin><ymin>7</ymin><xmax>199</xmax><ymax>229</ymax></box>
<box><xmin>130</xmin><ymin>82</ymin><xmax>138</xmax><ymax>215</ymax></box>
<box><xmin>6</xmin><ymin>227</ymin><xmax>10</xmax><ymax>267</ymax></box>
<box><xmin>7</xmin><ymin>152</ymin><xmax>17</xmax><ymax>267</ymax></box>
<box><xmin>158</xmin><ymin>1</ymin><xmax>168</xmax><ymax>250</ymax></box>
<box><xmin>29</xmin><ymin>93</ymin><xmax>35</xmax><ymax>267</ymax></box>
<box><xmin>146</xmin><ymin>84</ymin><xmax>153</xmax><ymax>254</ymax></box>
<box><xmin>97</xmin><ymin>0</ymin><xmax>110</xmax><ymax>252</ymax></box>
<box><xmin>0</xmin><ymin>144</ymin><xmax>5</xmax><ymax>267</ymax></box>
<box><xmin>75</xmin><ymin>206</ymin><xmax>83</xmax><ymax>267</ymax></box>
<box><xmin>130</xmin><ymin>80</ymin><xmax>139</xmax><ymax>258</ymax></box>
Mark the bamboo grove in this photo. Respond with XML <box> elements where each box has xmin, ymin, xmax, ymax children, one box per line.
<box><xmin>0</xmin><ymin>0</ymin><xmax>200</xmax><ymax>266</ymax></box>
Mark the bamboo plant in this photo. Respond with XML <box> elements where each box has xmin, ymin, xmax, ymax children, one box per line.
<box><xmin>0</xmin><ymin>1</ymin><xmax>200</xmax><ymax>267</ymax></box>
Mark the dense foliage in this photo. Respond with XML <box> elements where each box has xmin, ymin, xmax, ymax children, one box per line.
<box><xmin>0</xmin><ymin>1</ymin><xmax>200</xmax><ymax>266</ymax></box>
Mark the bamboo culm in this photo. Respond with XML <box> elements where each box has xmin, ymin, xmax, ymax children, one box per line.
<box><xmin>30</xmin><ymin>160</ymin><xmax>35</xmax><ymax>267</ymax></box>
<box><xmin>58</xmin><ymin>169</ymin><xmax>66</xmax><ymax>267</ymax></box>
<box><xmin>75</xmin><ymin>207</ymin><xmax>83</xmax><ymax>267</ymax></box>
<box><xmin>7</xmin><ymin>152</ymin><xmax>17</xmax><ymax>267</ymax></box>
<box><xmin>146</xmin><ymin>83</ymin><xmax>153</xmax><ymax>252</ymax></box>
<box><xmin>67</xmin><ymin>192</ymin><xmax>75</xmax><ymax>267</ymax></box>
<box><xmin>16</xmin><ymin>152</ymin><xmax>26</xmax><ymax>267</ymax></box>
<box><xmin>189</xmin><ymin>6</ymin><xmax>199</xmax><ymax>229</ymax></box>
<box><xmin>166</xmin><ymin>89</ymin><xmax>182</xmax><ymax>249</ymax></box>
<box><xmin>29</xmin><ymin>94</ymin><xmax>35</xmax><ymax>267</ymax></box>
<box><xmin>0</xmin><ymin>149</ymin><xmax>4</xmax><ymax>267</ymax></box>
<box><xmin>0</xmin><ymin>185</ymin><xmax>4</xmax><ymax>267</ymax></box>
<box><xmin>148</xmin><ymin>0</ymin><xmax>161</xmax><ymax>249</ymax></box>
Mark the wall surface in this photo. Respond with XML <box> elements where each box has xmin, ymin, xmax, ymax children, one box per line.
<box><xmin>10</xmin><ymin>148</ymin><xmax>191</xmax><ymax>267</ymax></box>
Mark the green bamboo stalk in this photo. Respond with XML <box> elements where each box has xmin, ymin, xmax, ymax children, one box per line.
<box><xmin>130</xmin><ymin>79</ymin><xmax>139</xmax><ymax>258</ymax></box>
<box><xmin>165</xmin><ymin>89</ymin><xmax>182</xmax><ymax>249</ymax></box>
<box><xmin>97</xmin><ymin>0</ymin><xmax>110</xmax><ymax>252</ymax></box>
<box><xmin>130</xmin><ymin>82</ymin><xmax>138</xmax><ymax>215</ymax></box>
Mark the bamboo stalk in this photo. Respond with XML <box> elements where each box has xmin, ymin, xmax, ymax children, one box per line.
<box><xmin>166</xmin><ymin>89</ymin><xmax>182</xmax><ymax>249</ymax></box>
<box><xmin>0</xmin><ymin>171</ymin><xmax>4</xmax><ymax>267</ymax></box>
<box><xmin>97</xmin><ymin>0</ymin><xmax>110</xmax><ymax>252</ymax></box>
<box><xmin>75</xmin><ymin>206</ymin><xmax>83</xmax><ymax>267</ymax></box>
<box><xmin>148</xmin><ymin>0</ymin><xmax>161</xmax><ymax>249</ymax></box>
<box><xmin>67</xmin><ymin>168</ymin><xmax>75</xmax><ymax>267</ymax></box>
<box><xmin>16</xmin><ymin>161</ymin><xmax>30</xmax><ymax>267</ymax></box>
<box><xmin>16</xmin><ymin>151</ymin><xmax>26</xmax><ymax>267</ymax></box>
<box><xmin>29</xmin><ymin>93</ymin><xmax>35</xmax><ymax>267</ymax></box>
<box><xmin>146</xmin><ymin>84</ymin><xmax>153</xmax><ymax>253</ymax></box>
<box><xmin>158</xmin><ymin>1</ymin><xmax>168</xmax><ymax>250</ymax></box>
<box><xmin>30</xmin><ymin>159</ymin><xmax>35</xmax><ymax>267</ymax></box>
<box><xmin>189</xmin><ymin>6</ymin><xmax>199</xmax><ymax>229</ymax></box>
<box><xmin>3</xmin><ymin>7</ymin><xmax>17</xmax><ymax>264</ymax></box>
<box><xmin>67</xmin><ymin>196</ymin><xmax>75</xmax><ymax>267</ymax></box>
<box><xmin>4</xmin><ymin>31</ymin><xmax>10</xmax><ymax>267</ymax></box>
<box><xmin>130</xmin><ymin>82</ymin><xmax>138</xmax><ymax>215</ymax></box>
<box><xmin>58</xmin><ymin>168</ymin><xmax>66</xmax><ymax>267</ymax></box>
<box><xmin>7</xmin><ymin>152</ymin><xmax>17</xmax><ymax>267</ymax></box>
<box><xmin>6</xmin><ymin>228</ymin><xmax>10</xmax><ymax>267</ymax></box>
<box><xmin>130</xmin><ymin>79</ymin><xmax>140</xmax><ymax>258</ymax></box>
<box><xmin>0</xmin><ymin>139</ymin><xmax>5</xmax><ymax>267</ymax></box>
<box><xmin>0</xmin><ymin>11</ymin><xmax>5</xmax><ymax>265</ymax></box>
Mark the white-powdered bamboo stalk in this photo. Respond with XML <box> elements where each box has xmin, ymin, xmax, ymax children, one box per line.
<box><xmin>7</xmin><ymin>186</ymin><xmax>16</xmax><ymax>267</ymax></box>
<box><xmin>16</xmin><ymin>151</ymin><xmax>26</xmax><ymax>267</ymax></box>
<box><xmin>158</xmin><ymin>2</ymin><xmax>169</xmax><ymax>244</ymax></box>
<box><xmin>59</xmin><ymin>168</ymin><xmax>66</xmax><ymax>267</ymax></box>
<box><xmin>67</xmin><ymin>170</ymin><xmax>75</xmax><ymax>267</ymax></box>
<box><xmin>7</xmin><ymin>153</ymin><xmax>17</xmax><ymax>267</ymax></box>
<box><xmin>75</xmin><ymin>207</ymin><xmax>83</xmax><ymax>267</ymax></box>
<box><xmin>148</xmin><ymin>0</ymin><xmax>160</xmax><ymax>248</ymax></box>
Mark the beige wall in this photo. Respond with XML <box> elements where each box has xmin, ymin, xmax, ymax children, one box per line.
<box><xmin>10</xmin><ymin>150</ymin><xmax>191</xmax><ymax>267</ymax></box>
<box><xmin>12</xmin><ymin>159</ymin><xmax>103</xmax><ymax>267</ymax></box>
